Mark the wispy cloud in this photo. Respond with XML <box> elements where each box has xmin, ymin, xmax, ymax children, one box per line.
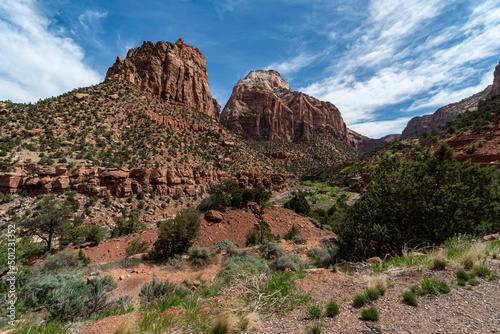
<box><xmin>287</xmin><ymin>0</ymin><xmax>500</xmax><ymax>137</ymax></box>
<box><xmin>349</xmin><ymin>117</ymin><xmax>413</xmax><ymax>139</ymax></box>
<box><xmin>0</xmin><ymin>0</ymin><xmax>101</xmax><ymax>103</ymax></box>
<box><xmin>266</xmin><ymin>52</ymin><xmax>320</xmax><ymax>76</ymax></box>
<box><xmin>78</xmin><ymin>9</ymin><xmax>108</xmax><ymax>32</ymax></box>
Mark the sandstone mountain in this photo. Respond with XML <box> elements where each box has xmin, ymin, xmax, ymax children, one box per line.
<box><xmin>105</xmin><ymin>38</ymin><xmax>220</xmax><ymax>119</ymax></box>
<box><xmin>400</xmin><ymin>62</ymin><xmax>500</xmax><ymax>139</ymax></box>
<box><xmin>220</xmin><ymin>70</ymin><xmax>348</xmax><ymax>143</ymax></box>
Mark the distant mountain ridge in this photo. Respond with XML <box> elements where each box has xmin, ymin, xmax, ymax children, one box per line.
<box><xmin>398</xmin><ymin>61</ymin><xmax>500</xmax><ymax>140</ymax></box>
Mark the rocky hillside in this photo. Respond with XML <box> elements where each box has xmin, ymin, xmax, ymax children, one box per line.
<box><xmin>0</xmin><ymin>81</ymin><xmax>290</xmax><ymax>198</ymax></box>
<box><xmin>220</xmin><ymin>70</ymin><xmax>348</xmax><ymax>143</ymax></box>
<box><xmin>105</xmin><ymin>38</ymin><xmax>220</xmax><ymax>119</ymax></box>
<box><xmin>400</xmin><ymin>62</ymin><xmax>500</xmax><ymax>139</ymax></box>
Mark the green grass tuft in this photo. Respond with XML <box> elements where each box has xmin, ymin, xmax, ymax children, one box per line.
<box><xmin>325</xmin><ymin>299</ymin><xmax>340</xmax><ymax>317</ymax></box>
<box><xmin>402</xmin><ymin>291</ymin><xmax>418</xmax><ymax>306</ymax></box>
<box><xmin>361</xmin><ymin>307</ymin><xmax>379</xmax><ymax>321</ymax></box>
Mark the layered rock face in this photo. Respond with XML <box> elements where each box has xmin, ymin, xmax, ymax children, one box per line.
<box><xmin>0</xmin><ymin>165</ymin><xmax>289</xmax><ymax>198</ymax></box>
<box><xmin>220</xmin><ymin>70</ymin><xmax>348</xmax><ymax>143</ymax></box>
<box><xmin>105</xmin><ymin>38</ymin><xmax>220</xmax><ymax>119</ymax></box>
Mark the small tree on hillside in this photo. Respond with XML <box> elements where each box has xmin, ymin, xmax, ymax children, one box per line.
<box><xmin>152</xmin><ymin>208</ymin><xmax>201</xmax><ymax>258</ymax></box>
<box><xmin>19</xmin><ymin>194</ymin><xmax>72</xmax><ymax>251</ymax></box>
<box><xmin>283</xmin><ymin>192</ymin><xmax>311</xmax><ymax>216</ymax></box>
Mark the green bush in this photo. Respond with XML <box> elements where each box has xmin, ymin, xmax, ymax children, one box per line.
<box><xmin>365</xmin><ymin>288</ymin><xmax>380</xmax><ymax>301</ymax></box>
<box><xmin>245</xmin><ymin>220</ymin><xmax>274</xmax><ymax>246</ymax></box>
<box><xmin>283</xmin><ymin>192</ymin><xmax>310</xmax><ymax>216</ymax></box>
<box><xmin>85</xmin><ymin>225</ymin><xmax>106</xmax><ymax>244</ymax></box>
<box><xmin>111</xmin><ymin>215</ymin><xmax>146</xmax><ymax>238</ymax></box>
<box><xmin>284</xmin><ymin>224</ymin><xmax>300</xmax><ymax>240</ymax></box>
<box><xmin>216</xmin><ymin>253</ymin><xmax>267</xmax><ymax>285</ymax></box>
<box><xmin>152</xmin><ymin>208</ymin><xmax>201</xmax><ymax>258</ymax></box>
<box><xmin>139</xmin><ymin>278</ymin><xmax>187</xmax><ymax>304</ymax></box>
<box><xmin>361</xmin><ymin>307</ymin><xmax>379</xmax><ymax>321</ymax></box>
<box><xmin>269</xmin><ymin>254</ymin><xmax>302</xmax><ymax>272</ymax></box>
<box><xmin>189</xmin><ymin>247</ymin><xmax>211</xmax><ymax>267</ymax></box>
<box><xmin>125</xmin><ymin>238</ymin><xmax>150</xmax><ymax>256</ymax></box>
<box><xmin>259</xmin><ymin>240</ymin><xmax>283</xmax><ymax>260</ymax></box>
<box><xmin>308</xmin><ymin>241</ymin><xmax>338</xmax><ymax>268</ymax></box>
<box><xmin>336</xmin><ymin>144</ymin><xmax>500</xmax><ymax>260</ymax></box>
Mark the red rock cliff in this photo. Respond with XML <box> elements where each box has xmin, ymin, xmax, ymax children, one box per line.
<box><xmin>105</xmin><ymin>38</ymin><xmax>220</xmax><ymax>119</ymax></box>
<box><xmin>220</xmin><ymin>70</ymin><xmax>348</xmax><ymax>143</ymax></box>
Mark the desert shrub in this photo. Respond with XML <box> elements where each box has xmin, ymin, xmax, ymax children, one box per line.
<box><xmin>214</xmin><ymin>239</ymin><xmax>234</xmax><ymax>251</ymax></box>
<box><xmin>245</xmin><ymin>220</ymin><xmax>274</xmax><ymax>246</ymax></box>
<box><xmin>289</xmin><ymin>235</ymin><xmax>307</xmax><ymax>244</ymax></box>
<box><xmin>152</xmin><ymin>208</ymin><xmax>201</xmax><ymax>258</ymax></box>
<box><xmin>461</xmin><ymin>243</ymin><xmax>488</xmax><ymax>269</ymax></box>
<box><xmin>283</xmin><ymin>192</ymin><xmax>310</xmax><ymax>216</ymax></box>
<box><xmin>139</xmin><ymin>278</ymin><xmax>188</xmax><ymax>304</ymax></box>
<box><xmin>306</xmin><ymin>302</ymin><xmax>324</xmax><ymax>320</ymax></box>
<box><xmin>217</xmin><ymin>253</ymin><xmax>267</xmax><ymax>285</ymax></box>
<box><xmin>20</xmin><ymin>273</ymin><xmax>117</xmax><ymax>321</ymax></box>
<box><xmin>284</xmin><ymin>224</ymin><xmax>300</xmax><ymax>240</ymax></box>
<box><xmin>189</xmin><ymin>247</ymin><xmax>211</xmax><ymax>267</ymax></box>
<box><xmin>269</xmin><ymin>254</ymin><xmax>302</xmax><ymax>272</ymax></box>
<box><xmin>336</xmin><ymin>144</ymin><xmax>500</xmax><ymax>260</ymax></box>
<box><xmin>198</xmin><ymin>180</ymin><xmax>271</xmax><ymax>212</ymax></box>
<box><xmin>308</xmin><ymin>241</ymin><xmax>338</xmax><ymax>268</ymax></box>
<box><xmin>259</xmin><ymin>240</ymin><xmax>283</xmax><ymax>260</ymax></box>
<box><xmin>361</xmin><ymin>307</ymin><xmax>379</xmax><ymax>321</ymax></box>
<box><xmin>78</xmin><ymin>248</ymin><xmax>92</xmax><ymax>266</ymax></box>
<box><xmin>125</xmin><ymin>238</ymin><xmax>150</xmax><ymax>256</ymax></box>
<box><xmin>325</xmin><ymin>299</ymin><xmax>340</xmax><ymax>317</ymax></box>
<box><xmin>38</xmin><ymin>251</ymin><xmax>82</xmax><ymax>274</ymax></box>
<box><xmin>111</xmin><ymin>215</ymin><xmax>147</xmax><ymax>238</ymax></box>
<box><xmin>402</xmin><ymin>291</ymin><xmax>418</xmax><ymax>306</ymax></box>
<box><xmin>85</xmin><ymin>225</ymin><xmax>106</xmax><ymax>244</ymax></box>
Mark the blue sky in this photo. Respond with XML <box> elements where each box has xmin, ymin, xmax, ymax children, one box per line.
<box><xmin>1</xmin><ymin>0</ymin><xmax>500</xmax><ymax>138</ymax></box>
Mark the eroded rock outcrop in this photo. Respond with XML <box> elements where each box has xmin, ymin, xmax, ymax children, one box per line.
<box><xmin>0</xmin><ymin>165</ymin><xmax>290</xmax><ymax>198</ymax></box>
<box><xmin>105</xmin><ymin>38</ymin><xmax>220</xmax><ymax>119</ymax></box>
<box><xmin>220</xmin><ymin>70</ymin><xmax>348</xmax><ymax>143</ymax></box>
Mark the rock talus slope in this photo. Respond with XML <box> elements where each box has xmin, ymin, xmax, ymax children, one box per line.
<box><xmin>105</xmin><ymin>38</ymin><xmax>220</xmax><ymax>119</ymax></box>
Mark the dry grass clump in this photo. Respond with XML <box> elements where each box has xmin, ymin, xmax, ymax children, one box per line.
<box><xmin>366</xmin><ymin>275</ymin><xmax>387</xmax><ymax>296</ymax></box>
<box><xmin>431</xmin><ymin>252</ymin><xmax>448</xmax><ymax>270</ymax></box>
<box><xmin>461</xmin><ymin>243</ymin><xmax>488</xmax><ymax>269</ymax></box>
<box><xmin>240</xmin><ymin>312</ymin><xmax>260</xmax><ymax>331</ymax></box>
<box><xmin>211</xmin><ymin>311</ymin><xmax>240</xmax><ymax>334</ymax></box>
<box><xmin>114</xmin><ymin>318</ymin><xmax>135</xmax><ymax>334</ymax></box>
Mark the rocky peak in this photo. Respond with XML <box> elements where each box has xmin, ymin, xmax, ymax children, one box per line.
<box><xmin>220</xmin><ymin>70</ymin><xmax>348</xmax><ymax>143</ymax></box>
<box><xmin>237</xmin><ymin>70</ymin><xmax>291</xmax><ymax>91</ymax></box>
<box><xmin>105</xmin><ymin>39</ymin><xmax>220</xmax><ymax>119</ymax></box>
<box><xmin>493</xmin><ymin>62</ymin><xmax>500</xmax><ymax>95</ymax></box>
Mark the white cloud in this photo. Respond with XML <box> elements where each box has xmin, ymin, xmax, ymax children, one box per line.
<box><xmin>266</xmin><ymin>52</ymin><xmax>320</xmax><ymax>76</ymax></box>
<box><xmin>349</xmin><ymin>117</ymin><xmax>412</xmax><ymax>138</ymax></box>
<box><xmin>298</xmin><ymin>0</ymin><xmax>500</xmax><ymax>137</ymax></box>
<box><xmin>78</xmin><ymin>9</ymin><xmax>108</xmax><ymax>32</ymax></box>
<box><xmin>0</xmin><ymin>0</ymin><xmax>101</xmax><ymax>103</ymax></box>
